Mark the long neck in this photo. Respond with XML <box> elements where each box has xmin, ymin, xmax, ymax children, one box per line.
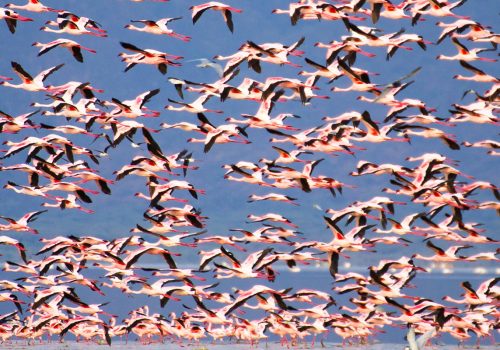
<box><xmin>1</xmin><ymin>81</ymin><xmax>24</xmax><ymax>89</ymax></box>
<box><xmin>126</xmin><ymin>24</ymin><xmax>145</xmax><ymax>32</ymax></box>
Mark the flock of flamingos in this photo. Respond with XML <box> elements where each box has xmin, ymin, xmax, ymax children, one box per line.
<box><xmin>0</xmin><ymin>0</ymin><xmax>498</xmax><ymax>348</ymax></box>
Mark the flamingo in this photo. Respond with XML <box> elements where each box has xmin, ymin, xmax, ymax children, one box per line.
<box><xmin>442</xmin><ymin>280</ymin><xmax>497</xmax><ymax>307</ymax></box>
<box><xmin>149</xmin><ymin>180</ymin><xmax>205</xmax><ymax>204</ymax></box>
<box><xmin>315</xmin><ymin>3</ymin><xmax>366</xmax><ymax>22</ymax></box>
<box><xmin>248</xmin><ymin>193</ymin><xmax>299</xmax><ymax>206</ymax></box>
<box><xmin>399</xmin><ymin>125</ymin><xmax>461</xmax><ymax>149</ymax></box>
<box><xmin>59</xmin><ymin>316</ymin><xmax>111</xmax><ymax>345</ymax></box>
<box><xmin>300</xmin><ymin>56</ymin><xmax>344</xmax><ymax>82</ymax></box>
<box><xmin>260</xmin><ymin>145</ymin><xmax>311</xmax><ymax>165</ymax></box>
<box><xmin>0</xmin><ymin>109</ymin><xmax>38</xmax><ymax>134</ymax></box>
<box><xmin>41</xmin><ymin>194</ymin><xmax>94</xmax><ymax>214</ymax></box>
<box><xmin>410</xmin><ymin>0</ymin><xmax>470</xmax><ymax>25</ymax></box>
<box><xmin>247</xmin><ymin>213</ymin><xmax>298</xmax><ymax>228</ymax></box>
<box><xmin>39</xmin><ymin>123</ymin><xmax>102</xmax><ymax>138</ymax></box>
<box><xmin>224</xmin><ymin>165</ymin><xmax>270</xmax><ymax>187</ymax></box>
<box><xmin>214</xmin><ymin>50</ymin><xmax>253</xmax><ymax>76</ymax></box>
<box><xmin>413</xmin><ymin>240</ymin><xmax>472</xmax><ymax>262</ymax></box>
<box><xmin>386</xmin><ymin>33</ymin><xmax>429</xmax><ymax>59</ymax></box>
<box><xmin>350</xmin><ymin>159</ymin><xmax>414</xmax><ymax>177</ymax></box>
<box><xmin>6</xmin><ymin>0</ymin><xmax>58</xmax><ymax>13</ymax></box>
<box><xmin>226</xmin><ymin>91</ymin><xmax>300</xmax><ymax>131</ymax></box>
<box><xmin>462</xmin><ymin>139</ymin><xmax>499</xmax><ymax>152</ymax></box>
<box><xmin>213</xmin><ymin>248</ymin><xmax>277</xmax><ymax>281</ymax></box>
<box><xmin>260</xmin><ymin>76</ymin><xmax>312</xmax><ymax>104</ymax></box>
<box><xmin>331</xmin><ymin>57</ymin><xmax>381</xmax><ymax>93</ymax></box>
<box><xmin>166</xmin><ymin>95</ymin><xmax>222</xmax><ymax>114</ymax></box>
<box><xmin>0</xmin><ymin>210</ymin><xmax>47</xmax><ymax>234</ymax></box>
<box><xmin>436</xmin><ymin>19</ymin><xmax>491</xmax><ymax>44</ymax></box>
<box><xmin>43</xmin><ymin>181</ymin><xmax>99</xmax><ymax>203</ymax></box>
<box><xmin>41</xmin><ymin>20</ymin><xmax>107</xmax><ymax>37</ymax></box>
<box><xmin>185</xmin><ymin>114</ymin><xmax>250</xmax><ymax>153</ymax></box>
<box><xmin>0</xmin><ymin>61</ymin><xmax>64</xmax><ymax>92</ymax></box>
<box><xmin>449</xmin><ymin>100</ymin><xmax>498</xmax><ymax>124</ymax></box>
<box><xmin>379</xmin><ymin>1</ymin><xmax>411</xmax><ymax>21</ymax></box>
<box><xmin>123</xmin><ymin>246</ymin><xmax>180</xmax><ymax>270</ymax></box>
<box><xmin>107</xmin><ymin>88</ymin><xmax>160</xmax><ymax>118</ymax></box>
<box><xmin>0</xmin><ymin>236</ymin><xmax>27</xmax><ymax>262</ymax></box>
<box><xmin>125</xmin><ymin>17</ymin><xmax>191</xmax><ymax>41</ymax></box>
<box><xmin>55</xmin><ymin>10</ymin><xmax>105</xmax><ymax>33</ymax></box>
<box><xmin>229</xmin><ymin>226</ymin><xmax>293</xmax><ymax>245</ymax></box>
<box><xmin>147</xmin><ymin>204</ymin><xmax>206</xmax><ymax>229</ymax></box>
<box><xmin>3</xmin><ymin>181</ymin><xmax>54</xmax><ymax>199</ymax></box>
<box><xmin>190</xmin><ymin>2</ymin><xmax>242</xmax><ymax>33</ymax></box>
<box><xmin>68</xmin><ymin>171</ymin><xmax>114</xmax><ymax>195</ymax></box>
<box><xmin>219</xmin><ymin>77</ymin><xmax>263</xmax><ymax>102</ymax></box>
<box><xmin>453</xmin><ymin>60</ymin><xmax>499</xmax><ymax>83</ymax></box>
<box><xmin>44</xmin><ymin>80</ymin><xmax>104</xmax><ymax>98</ymax></box>
<box><xmin>352</xmin><ymin>0</ymin><xmax>389</xmax><ymax>23</ymax></box>
<box><xmin>272</xmin><ymin>2</ymin><xmax>323</xmax><ymax>26</ymax></box>
<box><xmin>374</xmin><ymin>213</ymin><xmax>428</xmax><ymax>236</ymax></box>
<box><xmin>0</xmin><ymin>7</ymin><xmax>32</xmax><ymax>33</ymax></box>
<box><xmin>315</xmin><ymin>39</ymin><xmax>376</xmax><ymax>66</ymax></box>
<box><xmin>1</xmin><ymin>134</ymin><xmax>73</xmax><ymax>161</ymax></box>
<box><xmin>349</xmin><ymin>111</ymin><xmax>408</xmax><ymax>143</ymax></box>
<box><xmin>119</xmin><ymin>42</ymin><xmax>182</xmax><ymax>74</ymax></box>
<box><xmin>436</xmin><ymin>38</ymin><xmax>497</xmax><ymax>62</ymax></box>
<box><xmin>200</xmin><ymin>123</ymin><xmax>250</xmax><ymax>153</ymax></box>
<box><xmin>32</xmin><ymin>38</ymin><xmax>96</xmax><ymax>63</ymax></box>
<box><xmin>240</xmin><ymin>38</ymin><xmax>304</xmax><ymax>68</ymax></box>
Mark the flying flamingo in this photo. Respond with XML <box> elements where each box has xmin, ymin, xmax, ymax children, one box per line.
<box><xmin>436</xmin><ymin>38</ymin><xmax>497</xmax><ymax>62</ymax></box>
<box><xmin>453</xmin><ymin>60</ymin><xmax>499</xmax><ymax>83</ymax></box>
<box><xmin>190</xmin><ymin>2</ymin><xmax>242</xmax><ymax>33</ymax></box>
<box><xmin>412</xmin><ymin>240</ymin><xmax>472</xmax><ymax>262</ymax></box>
<box><xmin>41</xmin><ymin>20</ymin><xmax>107</xmax><ymax>37</ymax></box>
<box><xmin>119</xmin><ymin>42</ymin><xmax>182</xmax><ymax>74</ymax></box>
<box><xmin>332</xmin><ymin>58</ymin><xmax>381</xmax><ymax>93</ymax></box>
<box><xmin>248</xmin><ymin>193</ymin><xmax>299</xmax><ymax>206</ymax></box>
<box><xmin>41</xmin><ymin>194</ymin><xmax>94</xmax><ymax>214</ymax></box>
<box><xmin>166</xmin><ymin>95</ymin><xmax>222</xmax><ymax>114</ymax></box>
<box><xmin>6</xmin><ymin>0</ymin><xmax>59</xmax><ymax>12</ymax></box>
<box><xmin>0</xmin><ymin>210</ymin><xmax>47</xmax><ymax>234</ymax></box>
<box><xmin>0</xmin><ymin>235</ymin><xmax>27</xmax><ymax>262</ymax></box>
<box><xmin>0</xmin><ymin>109</ymin><xmax>38</xmax><ymax>134</ymax></box>
<box><xmin>0</xmin><ymin>7</ymin><xmax>32</xmax><ymax>33</ymax></box>
<box><xmin>0</xmin><ymin>61</ymin><xmax>64</xmax><ymax>92</ymax></box>
<box><xmin>125</xmin><ymin>17</ymin><xmax>191</xmax><ymax>41</ymax></box>
<box><xmin>32</xmin><ymin>38</ymin><xmax>96</xmax><ymax>63</ymax></box>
